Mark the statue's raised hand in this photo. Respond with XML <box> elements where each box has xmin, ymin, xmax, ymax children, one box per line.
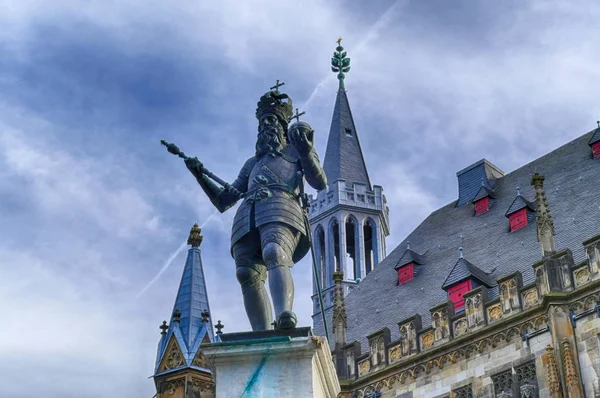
<box><xmin>185</xmin><ymin>157</ymin><xmax>204</xmax><ymax>179</ymax></box>
<box><xmin>289</xmin><ymin>121</ymin><xmax>314</xmax><ymax>157</ymax></box>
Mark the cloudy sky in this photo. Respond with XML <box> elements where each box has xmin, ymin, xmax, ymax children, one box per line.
<box><xmin>1</xmin><ymin>0</ymin><xmax>599</xmax><ymax>396</ymax></box>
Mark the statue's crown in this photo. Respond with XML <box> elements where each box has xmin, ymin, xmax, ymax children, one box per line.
<box><xmin>255</xmin><ymin>91</ymin><xmax>293</xmax><ymax>128</ymax></box>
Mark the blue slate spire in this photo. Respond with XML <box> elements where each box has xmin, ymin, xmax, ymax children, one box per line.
<box><xmin>155</xmin><ymin>223</ymin><xmax>214</xmax><ymax>374</ymax></box>
<box><xmin>323</xmin><ymin>87</ymin><xmax>372</xmax><ymax>190</ymax></box>
<box><xmin>324</xmin><ymin>41</ymin><xmax>371</xmax><ymax>190</ymax></box>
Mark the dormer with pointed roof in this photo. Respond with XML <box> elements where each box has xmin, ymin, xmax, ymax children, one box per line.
<box><xmin>472</xmin><ymin>179</ymin><xmax>495</xmax><ymax>215</ymax></box>
<box><xmin>505</xmin><ymin>187</ymin><xmax>536</xmax><ymax>232</ymax></box>
<box><xmin>442</xmin><ymin>248</ymin><xmax>495</xmax><ymax>311</ymax></box>
<box><xmin>153</xmin><ymin>223</ymin><xmax>215</xmax><ymax>397</ymax></box>
<box><xmin>394</xmin><ymin>242</ymin><xmax>426</xmax><ymax>285</ymax></box>
<box><xmin>309</xmin><ymin>40</ymin><xmax>390</xmax><ymax>325</ymax></box>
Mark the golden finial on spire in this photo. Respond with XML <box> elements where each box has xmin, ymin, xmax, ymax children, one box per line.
<box><xmin>187</xmin><ymin>223</ymin><xmax>203</xmax><ymax>247</ymax></box>
<box><xmin>337</xmin><ymin>37</ymin><xmax>343</xmax><ymax>46</ymax></box>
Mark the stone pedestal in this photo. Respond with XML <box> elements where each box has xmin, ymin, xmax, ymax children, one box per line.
<box><xmin>201</xmin><ymin>328</ymin><xmax>340</xmax><ymax>398</ymax></box>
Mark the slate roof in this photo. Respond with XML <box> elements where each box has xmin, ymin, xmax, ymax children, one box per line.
<box><xmin>505</xmin><ymin>193</ymin><xmax>536</xmax><ymax>216</ymax></box>
<box><xmin>155</xmin><ymin>245</ymin><xmax>215</xmax><ymax>372</ymax></box>
<box><xmin>323</xmin><ymin>89</ymin><xmax>372</xmax><ymax>190</ymax></box>
<box><xmin>315</xmin><ymin>129</ymin><xmax>600</xmax><ymax>350</ymax></box>
<box><xmin>172</xmin><ymin>247</ymin><xmax>215</xmax><ymax>345</ymax></box>
<box><xmin>441</xmin><ymin>256</ymin><xmax>496</xmax><ymax>290</ymax></box>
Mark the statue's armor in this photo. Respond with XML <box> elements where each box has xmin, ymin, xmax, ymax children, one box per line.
<box><xmin>231</xmin><ymin>145</ymin><xmax>310</xmax><ymax>263</ymax></box>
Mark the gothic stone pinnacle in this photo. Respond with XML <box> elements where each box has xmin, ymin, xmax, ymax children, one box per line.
<box><xmin>531</xmin><ymin>172</ymin><xmax>545</xmax><ymax>189</ymax></box>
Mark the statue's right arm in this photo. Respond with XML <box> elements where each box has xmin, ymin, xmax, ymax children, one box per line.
<box><xmin>193</xmin><ymin>157</ymin><xmax>255</xmax><ymax>213</ymax></box>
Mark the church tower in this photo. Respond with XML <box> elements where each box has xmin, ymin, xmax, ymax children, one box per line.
<box><xmin>153</xmin><ymin>223</ymin><xmax>215</xmax><ymax>397</ymax></box>
<box><xmin>309</xmin><ymin>40</ymin><xmax>390</xmax><ymax>321</ymax></box>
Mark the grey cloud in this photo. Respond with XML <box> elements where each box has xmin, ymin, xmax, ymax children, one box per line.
<box><xmin>1</xmin><ymin>0</ymin><xmax>599</xmax><ymax>397</ymax></box>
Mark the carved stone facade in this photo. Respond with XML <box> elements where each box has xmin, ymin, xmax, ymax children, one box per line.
<box><xmin>158</xmin><ymin>336</ymin><xmax>186</xmax><ymax>372</ymax></box>
<box><xmin>330</xmin><ymin>245</ymin><xmax>600</xmax><ymax>398</ymax></box>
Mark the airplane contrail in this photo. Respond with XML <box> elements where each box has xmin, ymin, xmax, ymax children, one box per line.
<box><xmin>136</xmin><ymin>213</ymin><xmax>216</xmax><ymax>299</ymax></box>
<box><xmin>300</xmin><ymin>0</ymin><xmax>404</xmax><ymax>111</ymax></box>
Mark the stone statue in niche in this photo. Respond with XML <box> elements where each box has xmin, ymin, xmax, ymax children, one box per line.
<box><xmin>560</xmin><ymin>257</ymin><xmax>572</xmax><ymax>289</ymax></box>
<box><xmin>370</xmin><ymin>339</ymin><xmax>378</xmax><ymax>366</ymax></box>
<box><xmin>346</xmin><ymin>350</ymin><xmax>355</xmax><ymax>377</ymax></box>
<box><xmin>441</xmin><ymin>309</ymin><xmax>449</xmax><ymax>338</ymax></box>
<box><xmin>400</xmin><ymin>326</ymin><xmax>409</xmax><ymax>355</ymax></box>
<box><xmin>500</xmin><ymin>283</ymin><xmax>511</xmax><ymax>314</ymax></box>
<box><xmin>548</xmin><ymin>259</ymin><xmax>564</xmax><ymax>291</ymax></box>
<box><xmin>587</xmin><ymin>244</ymin><xmax>599</xmax><ymax>275</ymax></box>
<box><xmin>433</xmin><ymin>313</ymin><xmax>442</xmax><ymax>341</ymax></box>
<box><xmin>408</xmin><ymin>322</ymin><xmax>416</xmax><ymax>352</ymax></box>
<box><xmin>509</xmin><ymin>280</ymin><xmax>519</xmax><ymax>310</ymax></box>
<box><xmin>465</xmin><ymin>298</ymin><xmax>474</xmax><ymax>326</ymax></box>
<box><xmin>536</xmin><ymin>268</ymin><xmax>549</xmax><ymax>296</ymax></box>
<box><xmin>376</xmin><ymin>337</ymin><xmax>385</xmax><ymax>366</ymax></box>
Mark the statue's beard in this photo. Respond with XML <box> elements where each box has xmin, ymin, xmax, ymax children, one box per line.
<box><xmin>255</xmin><ymin>126</ymin><xmax>286</xmax><ymax>157</ymax></box>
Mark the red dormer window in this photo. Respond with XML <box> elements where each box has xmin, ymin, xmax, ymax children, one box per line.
<box><xmin>592</xmin><ymin>142</ymin><xmax>600</xmax><ymax>158</ymax></box>
<box><xmin>398</xmin><ymin>263</ymin><xmax>414</xmax><ymax>284</ymax></box>
<box><xmin>448</xmin><ymin>280</ymin><xmax>471</xmax><ymax>311</ymax></box>
<box><xmin>509</xmin><ymin>208</ymin><xmax>528</xmax><ymax>232</ymax></box>
<box><xmin>474</xmin><ymin>197</ymin><xmax>489</xmax><ymax>215</ymax></box>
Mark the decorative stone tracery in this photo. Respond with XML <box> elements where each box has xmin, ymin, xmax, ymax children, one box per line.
<box><xmin>492</xmin><ymin>369</ymin><xmax>513</xmax><ymax>397</ymax></box>
<box><xmin>158</xmin><ymin>337</ymin><xmax>186</xmax><ymax>372</ymax></box>
<box><xmin>516</xmin><ymin>361</ymin><xmax>538</xmax><ymax>398</ymax></box>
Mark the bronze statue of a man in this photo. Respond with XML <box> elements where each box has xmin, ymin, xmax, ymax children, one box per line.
<box><xmin>184</xmin><ymin>90</ymin><xmax>327</xmax><ymax>331</ymax></box>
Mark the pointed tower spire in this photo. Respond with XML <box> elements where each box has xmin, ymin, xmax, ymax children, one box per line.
<box><xmin>531</xmin><ymin>173</ymin><xmax>556</xmax><ymax>256</ymax></box>
<box><xmin>154</xmin><ymin>223</ymin><xmax>215</xmax><ymax>396</ymax></box>
<box><xmin>309</xmin><ymin>39</ymin><xmax>389</xmax><ymax>335</ymax></box>
<box><xmin>324</xmin><ymin>39</ymin><xmax>371</xmax><ymax>189</ymax></box>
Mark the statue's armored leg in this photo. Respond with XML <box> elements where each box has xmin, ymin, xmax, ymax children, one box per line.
<box><xmin>260</xmin><ymin>223</ymin><xmax>300</xmax><ymax>329</ymax></box>
<box><xmin>233</xmin><ymin>243</ymin><xmax>272</xmax><ymax>331</ymax></box>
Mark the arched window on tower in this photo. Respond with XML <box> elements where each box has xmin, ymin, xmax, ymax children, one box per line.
<box><xmin>315</xmin><ymin>226</ymin><xmax>326</xmax><ymax>290</ymax></box>
<box><xmin>364</xmin><ymin>219</ymin><xmax>377</xmax><ymax>275</ymax></box>
<box><xmin>331</xmin><ymin>218</ymin><xmax>341</xmax><ymax>274</ymax></box>
<box><xmin>345</xmin><ymin>216</ymin><xmax>359</xmax><ymax>280</ymax></box>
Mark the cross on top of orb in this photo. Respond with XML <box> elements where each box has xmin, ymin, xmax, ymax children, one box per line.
<box><xmin>215</xmin><ymin>320</ymin><xmax>224</xmax><ymax>335</ymax></box>
<box><xmin>337</xmin><ymin>37</ymin><xmax>342</xmax><ymax>46</ymax></box>
<box><xmin>289</xmin><ymin>108</ymin><xmax>305</xmax><ymax>124</ymax></box>
<box><xmin>270</xmin><ymin>79</ymin><xmax>285</xmax><ymax>94</ymax></box>
<box><xmin>159</xmin><ymin>321</ymin><xmax>168</xmax><ymax>335</ymax></box>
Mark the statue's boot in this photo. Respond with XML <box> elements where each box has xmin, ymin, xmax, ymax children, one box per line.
<box><xmin>276</xmin><ymin>310</ymin><xmax>297</xmax><ymax>330</ymax></box>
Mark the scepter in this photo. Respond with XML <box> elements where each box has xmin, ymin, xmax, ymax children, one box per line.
<box><xmin>160</xmin><ymin>140</ymin><xmax>242</xmax><ymax>198</ymax></box>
